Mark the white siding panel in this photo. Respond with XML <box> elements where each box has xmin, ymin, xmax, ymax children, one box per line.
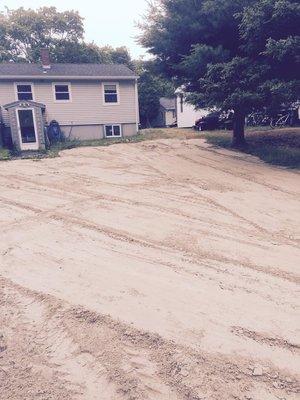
<box><xmin>165</xmin><ymin>110</ymin><xmax>176</xmax><ymax>126</ymax></box>
<box><xmin>0</xmin><ymin>81</ymin><xmax>16</xmax><ymax>125</ymax></box>
<box><xmin>176</xmin><ymin>95</ymin><xmax>208</xmax><ymax>128</ymax></box>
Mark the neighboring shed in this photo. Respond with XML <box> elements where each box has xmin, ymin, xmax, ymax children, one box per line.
<box><xmin>152</xmin><ymin>97</ymin><xmax>177</xmax><ymax>128</ymax></box>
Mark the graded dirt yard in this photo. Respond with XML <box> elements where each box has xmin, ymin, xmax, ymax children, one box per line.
<box><xmin>0</xmin><ymin>136</ymin><xmax>299</xmax><ymax>400</ymax></box>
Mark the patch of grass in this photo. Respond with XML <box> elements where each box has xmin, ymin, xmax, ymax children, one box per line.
<box><xmin>12</xmin><ymin>150</ymin><xmax>48</xmax><ymax>160</ymax></box>
<box><xmin>204</xmin><ymin>131</ymin><xmax>232</xmax><ymax>148</ymax></box>
<box><xmin>204</xmin><ymin>128</ymin><xmax>300</xmax><ymax>168</ymax></box>
<box><xmin>0</xmin><ymin>148</ymin><xmax>11</xmax><ymax>160</ymax></box>
<box><xmin>251</xmin><ymin>145</ymin><xmax>300</xmax><ymax>167</ymax></box>
<box><xmin>140</xmin><ymin>127</ymin><xmax>199</xmax><ymax>140</ymax></box>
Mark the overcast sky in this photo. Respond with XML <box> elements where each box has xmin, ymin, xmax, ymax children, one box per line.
<box><xmin>0</xmin><ymin>0</ymin><xmax>149</xmax><ymax>58</ymax></box>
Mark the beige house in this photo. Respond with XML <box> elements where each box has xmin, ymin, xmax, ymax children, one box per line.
<box><xmin>0</xmin><ymin>51</ymin><xmax>139</xmax><ymax>151</ymax></box>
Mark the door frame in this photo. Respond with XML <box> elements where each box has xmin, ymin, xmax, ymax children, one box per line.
<box><xmin>16</xmin><ymin>107</ymin><xmax>39</xmax><ymax>151</ymax></box>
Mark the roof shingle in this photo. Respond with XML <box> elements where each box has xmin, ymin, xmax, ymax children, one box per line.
<box><xmin>0</xmin><ymin>63</ymin><xmax>137</xmax><ymax>78</ymax></box>
<box><xmin>160</xmin><ymin>97</ymin><xmax>176</xmax><ymax>110</ymax></box>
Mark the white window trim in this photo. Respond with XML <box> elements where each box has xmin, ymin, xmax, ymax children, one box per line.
<box><xmin>104</xmin><ymin>124</ymin><xmax>122</xmax><ymax>138</ymax></box>
<box><xmin>52</xmin><ymin>82</ymin><xmax>72</xmax><ymax>103</ymax></box>
<box><xmin>15</xmin><ymin>107</ymin><xmax>39</xmax><ymax>150</ymax></box>
<box><xmin>103</xmin><ymin>82</ymin><xmax>120</xmax><ymax>106</ymax></box>
<box><xmin>14</xmin><ymin>82</ymin><xmax>35</xmax><ymax>102</ymax></box>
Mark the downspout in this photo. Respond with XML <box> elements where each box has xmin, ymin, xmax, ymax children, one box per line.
<box><xmin>135</xmin><ymin>78</ymin><xmax>140</xmax><ymax>133</ymax></box>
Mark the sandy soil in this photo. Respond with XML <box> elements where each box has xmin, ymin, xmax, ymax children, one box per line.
<box><xmin>0</xmin><ymin>137</ymin><xmax>299</xmax><ymax>400</ymax></box>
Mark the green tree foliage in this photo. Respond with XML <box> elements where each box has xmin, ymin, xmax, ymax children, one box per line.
<box><xmin>0</xmin><ymin>7</ymin><xmax>133</xmax><ymax>67</ymax></box>
<box><xmin>135</xmin><ymin>60</ymin><xmax>175</xmax><ymax>127</ymax></box>
<box><xmin>139</xmin><ymin>0</ymin><xmax>300</xmax><ymax>146</ymax></box>
<box><xmin>0</xmin><ymin>7</ymin><xmax>84</xmax><ymax>62</ymax></box>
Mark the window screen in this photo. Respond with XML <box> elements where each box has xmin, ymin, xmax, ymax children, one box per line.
<box><xmin>17</xmin><ymin>84</ymin><xmax>33</xmax><ymax>101</ymax></box>
<box><xmin>54</xmin><ymin>84</ymin><xmax>70</xmax><ymax>101</ymax></box>
<box><xmin>104</xmin><ymin>84</ymin><xmax>118</xmax><ymax>103</ymax></box>
<box><xmin>105</xmin><ymin>125</ymin><xmax>122</xmax><ymax>137</ymax></box>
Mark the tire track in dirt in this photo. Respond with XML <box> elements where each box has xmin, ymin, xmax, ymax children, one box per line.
<box><xmin>119</xmin><ymin>148</ymin><xmax>300</xmax><ymax>247</ymax></box>
<box><xmin>136</xmin><ymin>157</ymin><xmax>300</xmax><ymax>247</ymax></box>
<box><xmin>0</xmin><ymin>277</ymin><xmax>177</xmax><ymax>400</ymax></box>
<box><xmin>0</xmin><ymin>193</ymin><xmax>299</xmax><ymax>285</ymax></box>
<box><xmin>51</xmin><ymin>211</ymin><xmax>300</xmax><ymax>284</ymax></box>
<box><xmin>3</xmin><ymin>161</ymin><xmax>296</xmax><ymax>250</ymax></box>
<box><xmin>63</xmin><ymin>224</ymin><xmax>296</xmax><ymax>308</ymax></box>
<box><xmin>231</xmin><ymin>326</ymin><xmax>300</xmax><ymax>354</ymax></box>
<box><xmin>0</xmin><ymin>174</ymin><xmax>273</xmax><ymax>249</ymax></box>
<box><xmin>176</xmin><ymin>153</ymin><xmax>300</xmax><ymax>198</ymax></box>
<box><xmin>0</xmin><ymin>195</ymin><xmax>43</xmax><ymax>214</ymax></box>
<box><xmin>1</xmin><ymin>275</ymin><xmax>299</xmax><ymax>400</ymax></box>
<box><xmin>144</xmin><ymin>181</ymin><xmax>300</xmax><ymax>248</ymax></box>
<box><xmin>134</xmin><ymin>138</ymin><xmax>300</xmax><ymax>196</ymax></box>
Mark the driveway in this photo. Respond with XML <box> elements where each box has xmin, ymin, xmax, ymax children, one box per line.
<box><xmin>0</xmin><ymin>138</ymin><xmax>299</xmax><ymax>399</ymax></box>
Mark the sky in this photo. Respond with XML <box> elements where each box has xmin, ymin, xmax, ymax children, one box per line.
<box><xmin>0</xmin><ymin>0</ymin><xmax>149</xmax><ymax>58</ymax></box>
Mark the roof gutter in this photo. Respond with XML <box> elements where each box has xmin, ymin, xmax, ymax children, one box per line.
<box><xmin>0</xmin><ymin>75</ymin><xmax>139</xmax><ymax>80</ymax></box>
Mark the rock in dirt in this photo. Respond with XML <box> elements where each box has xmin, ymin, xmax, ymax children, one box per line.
<box><xmin>252</xmin><ymin>366</ymin><xmax>263</xmax><ymax>376</ymax></box>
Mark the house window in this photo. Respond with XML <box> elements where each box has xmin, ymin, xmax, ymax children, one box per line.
<box><xmin>16</xmin><ymin>84</ymin><xmax>33</xmax><ymax>100</ymax></box>
<box><xmin>105</xmin><ymin>125</ymin><xmax>122</xmax><ymax>138</ymax></box>
<box><xmin>104</xmin><ymin>84</ymin><xmax>118</xmax><ymax>104</ymax></box>
<box><xmin>53</xmin><ymin>83</ymin><xmax>71</xmax><ymax>101</ymax></box>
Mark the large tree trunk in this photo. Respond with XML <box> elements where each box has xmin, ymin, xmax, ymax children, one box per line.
<box><xmin>232</xmin><ymin>110</ymin><xmax>246</xmax><ymax>148</ymax></box>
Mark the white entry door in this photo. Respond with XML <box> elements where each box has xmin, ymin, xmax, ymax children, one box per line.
<box><xmin>16</xmin><ymin>108</ymin><xmax>39</xmax><ymax>150</ymax></box>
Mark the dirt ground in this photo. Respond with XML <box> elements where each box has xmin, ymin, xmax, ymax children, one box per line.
<box><xmin>0</xmin><ymin>137</ymin><xmax>299</xmax><ymax>400</ymax></box>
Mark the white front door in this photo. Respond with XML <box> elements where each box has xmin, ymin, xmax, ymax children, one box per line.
<box><xmin>16</xmin><ymin>108</ymin><xmax>39</xmax><ymax>150</ymax></box>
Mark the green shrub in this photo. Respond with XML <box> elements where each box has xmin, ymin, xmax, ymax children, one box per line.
<box><xmin>0</xmin><ymin>148</ymin><xmax>11</xmax><ymax>160</ymax></box>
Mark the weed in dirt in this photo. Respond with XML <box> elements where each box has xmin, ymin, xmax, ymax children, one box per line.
<box><xmin>0</xmin><ymin>148</ymin><xmax>11</xmax><ymax>160</ymax></box>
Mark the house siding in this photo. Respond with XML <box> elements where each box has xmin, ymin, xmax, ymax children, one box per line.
<box><xmin>176</xmin><ymin>94</ymin><xmax>208</xmax><ymax>128</ymax></box>
<box><xmin>165</xmin><ymin>110</ymin><xmax>176</xmax><ymax>126</ymax></box>
<box><xmin>0</xmin><ymin>81</ymin><xmax>15</xmax><ymax>125</ymax></box>
<box><xmin>62</xmin><ymin>123</ymin><xmax>137</xmax><ymax>140</ymax></box>
<box><xmin>0</xmin><ymin>79</ymin><xmax>138</xmax><ymax>132</ymax></box>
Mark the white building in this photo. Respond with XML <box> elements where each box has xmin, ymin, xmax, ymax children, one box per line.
<box><xmin>176</xmin><ymin>91</ymin><xmax>208</xmax><ymax>128</ymax></box>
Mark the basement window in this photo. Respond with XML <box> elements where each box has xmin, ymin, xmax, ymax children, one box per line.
<box><xmin>105</xmin><ymin>125</ymin><xmax>122</xmax><ymax>138</ymax></box>
<box><xmin>16</xmin><ymin>84</ymin><xmax>33</xmax><ymax>101</ymax></box>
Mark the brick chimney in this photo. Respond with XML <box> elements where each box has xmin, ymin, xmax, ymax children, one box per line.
<box><xmin>40</xmin><ymin>48</ymin><xmax>51</xmax><ymax>70</ymax></box>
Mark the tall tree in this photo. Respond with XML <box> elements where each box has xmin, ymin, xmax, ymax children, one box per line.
<box><xmin>139</xmin><ymin>0</ymin><xmax>300</xmax><ymax>147</ymax></box>
<box><xmin>0</xmin><ymin>7</ymin><xmax>84</xmax><ymax>62</ymax></box>
<box><xmin>135</xmin><ymin>60</ymin><xmax>175</xmax><ymax>127</ymax></box>
<box><xmin>0</xmin><ymin>7</ymin><xmax>134</xmax><ymax>68</ymax></box>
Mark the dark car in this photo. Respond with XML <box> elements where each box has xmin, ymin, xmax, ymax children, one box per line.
<box><xmin>194</xmin><ymin>112</ymin><xmax>220</xmax><ymax>131</ymax></box>
<box><xmin>194</xmin><ymin>111</ymin><xmax>233</xmax><ymax>131</ymax></box>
